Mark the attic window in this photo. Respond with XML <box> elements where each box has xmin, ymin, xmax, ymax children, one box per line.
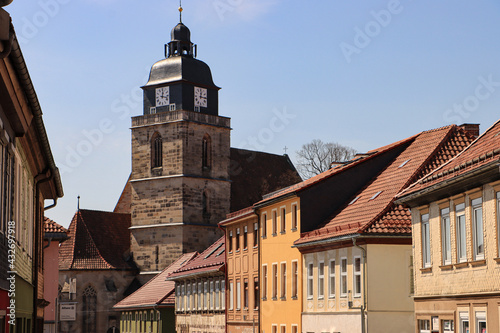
<box><xmin>369</xmin><ymin>191</ymin><xmax>383</xmax><ymax>200</ymax></box>
<box><xmin>204</xmin><ymin>242</ymin><xmax>224</xmax><ymax>259</ymax></box>
<box><xmin>348</xmin><ymin>196</ymin><xmax>360</xmax><ymax>205</ymax></box>
<box><xmin>398</xmin><ymin>159</ymin><xmax>411</xmax><ymax>168</ymax></box>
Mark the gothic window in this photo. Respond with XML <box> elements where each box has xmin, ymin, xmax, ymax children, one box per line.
<box><xmin>202</xmin><ymin>134</ymin><xmax>211</xmax><ymax>170</ymax></box>
<box><xmin>151</xmin><ymin>132</ymin><xmax>162</xmax><ymax>168</ymax></box>
<box><xmin>82</xmin><ymin>285</ymin><xmax>97</xmax><ymax>333</ymax></box>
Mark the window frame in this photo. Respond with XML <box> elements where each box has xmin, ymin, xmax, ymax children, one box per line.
<box><xmin>229</xmin><ymin>280</ymin><xmax>234</xmax><ymax>310</ymax></box>
<box><xmin>243</xmin><ymin>279</ymin><xmax>249</xmax><ymax>309</ymax></box>
<box><xmin>421</xmin><ymin>213</ymin><xmax>431</xmax><ymax>268</ymax></box>
<box><xmin>262</xmin><ymin>264</ymin><xmax>268</xmax><ymax>300</ymax></box>
<box><xmin>441</xmin><ymin>207</ymin><xmax>451</xmax><ymax>265</ymax></box>
<box><xmin>472</xmin><ymin>197</ymin><xmax>484</xmax><ymax>261</ymax></box>
<box><xmin>236</xmin><ymin>280</ymin><xmax>241</xmax><ymax>310</ymax></box>
<box><xmin>328</xmin><ymin>259</ymin><xmax>336</xmax><ymax>298</ymax></box>
<box><xmin>254</xmin><ymin>222</ymin><xmax>259</xmax><ymax>247</ymax></box>
<box><xmin>280</xmin><ymin>206</ymin><xmax>286</xmax><ymax>234</ymax></box>
<box><xmin>272</xmin><ymin>263</ymin><xmax>278</xmax><ymax>300</ymax></box>
<box><xmin>243</xmin><ymin>225</ymin><xmax>248</xmax><ymax>250</ymax></box>
<box><xmin>307</xmin><ymin>262</ymin><xmax>314</xmax><ymax>300</ymax></box>
<box><xmin>353</xmin><ymin>256</ymin><xmax>361</xmax><ymax>298</ymax></box>
<box><xmin>291</xmin><ymin>260</ymin><xmax>298</xmax><ymax>299</ymax></box>
<box><xmin>261</xmin><ymin>213</ymin><xmax>267</xmax><ymax>238</ymax></box>
<box><xmin>340</xmin><ymin>257</ymin><xmax>348</xmax><ymax>298</ymax></box>
<box><xmin>456</xmin><ymin>203</ymin><xmax>467</xmax><ymax>263</ymax></box>
<box><xmin>291</xmin><ymin>203</ymin><xmax>298</xmax><ymax>231</ymax></box>
<box><xmin>280</xmin><ymin>262</ymin><xmax>287</xmax><ymax>299</ymax></box>
<box><xmin>317</xmin><ymin>261</ymin><xmax>324</xmax><ymax>300</ymax></box>
<box><xmin>272</xmin><ymin>209</ymin><xmax>278</xmax><ymax>236</ymax></box>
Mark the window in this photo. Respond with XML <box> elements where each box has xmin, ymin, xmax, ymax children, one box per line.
<box><xmin>254</xmin><ymin>222</ymin><xmax>259</xmax><ymax>247</ymax></box>
<box><xmin>193</xmin><ymin>282</ymin><xmax>197</xmax><ymax>310</ymax></box>
<box><xmin>243</xmin><ymin>279</ymin><xmax>249</xmax><ymax>308</ymax></box>
<box><xmin>221</xmin><ymin>280</ymin><xmax>225</xmax><ymax>310</ymax></box>
<box><xmin>198</xmin><ymin>282</ymin><xmax>202</xmax><ymax>310</ymax></box>
<box><xmin>329</xmin><ymin>259</ymin><xmax>336</xmax><ymax>298</ymax></box>
<box><xmin>272</xmin><ymin>210</ymin><xmax>277</xmax><ymax>235</ymax></box>
<box><xmin>236</xmin><ymin>228</ymin><xmax>240</xmax><ymax>251</ymax></box>
<box><xmin>176</xmin><ymin>285</ymin><xmax>181</xmax><ymax>311</ymax></box>
<box><xmin>236</xmin><ymin>280</ymin><xmax>241</xmax><ymax>310</ymax></box>
<box><xmin>280</xmin><ymin>325</ymin><xmax>286</xmax><ymax>333</ymax></box>
<box><xmin>307</xmin><ymin>263</ymin><xmax>313</xmax><ymax>299</ymax></box>
<box><xmin>291</xmin><ymin>325</ymin><xmax>298</xmax><ymax>333</ymax></box>
<box><xmin>442</xmin><ymin>319</ymin><xmax>454</xmax><ymax>333</ymax></box>
<box><xmin>418</xmin><ymin>319</ymin><xmax>430</xmax><ymax>333</ymax></box>
<box><xmin>354</xmin><ymin>256</ymin><xmax>361</xmax><ymax>297</ymax></box>
<box><xmin>272</xmin><ymin>325</ymin><xmax>278</xmax><ymax>333</ymax></box>
<box><xmin>243</xmin><ymin>226</ymin><xmax>248</xmax><ymax>250</ymax></box>
<box><xmin>317</xmin><ymin>261</ymin><xmax>324</xmax><ymax>299</ymax></box>
<box><xmin>181</xmin><ymin>284</ymin><xmax>185</xmax><ymax>311</ymax></box>
<box><xmin>202</xmin><ymin>191</ymin><xmax>209</xmax><ymax>216</ymax></box>
<box><xmin>291</xmin><ymin>261</ymin><xmax>298</xmax><ymax>298</ymax></box>
<box><xmin>151</xmin><ymin>132</ymin><xmax>162</xmax><ymax>168</ymax></box>
<box><xmin>202</xmin><ymin>134</ymin><xmax>211</xmax><ymax>170</ymax></box>
<box><xmin>441</xmin><ymin>208</ymin><xmax>451</xmax><ymax>265</ymax></box>
<box><xmin>204</xmin><ymin>282</ymin><xmax>208</xmax><ymax>310</ymax></box>
<box><xmin>291</xmin><ymin>204</ymin><xmax>298</xmax><ymax>230</ymax></box>
<box><xmin>210</xmin><ymin>281</ymin><xmax>214</xmax><ymax>310</ymax></box>
<box><xmin>340</xmin><ymin>258</ymin><xmax>347</xmax><ymax>297</ymax></box>
<box><xmin>215</xmin><ymin>281</ymin><xmax>220</xmax><ymax>310</ymax></box>
<box><xmin>459</xmin><ymin>312</ymin><xmax>469</xmax><ymax>333</ymax></box>
<box><xmin>280</xmin><ymin>207</ymin><xmax>286</xmax><ymax>233</ymax></box>
<box><xmin>475</xmin><ymin>311</ymin><xmax>486</xmax><ymax>333</ymax></box>
<box><xmin>280</xmin><ymin>262</ymin><xmax>287</xmax><ymax>299</ymax></box>
<box><xmin>228</xmin><ymin>231</ymin><xmax>233</xmax><ymax>253</ymax></box>
<box><xmin>272</xmin><ymin>264</ymin><xmax>278</xmax><ymax>299</ymax></box>
<box><xmin>254</xmin><ymin>277</ymin><xmax>259</xmax><ymax>309</ymax></box>
<box><xmin>421</xmin><ymin>213</ymin><xmax>431</xmax><ymax>268</ymax></box>
<box><xmin>262</xmin><ymin>265</ymin><xmax>268</xmax><ymax>300</ymax></box>
<box><xmin>82</xmin><ymin>285</ymin><xmax>97</xmax><ymax>333</ymax></box>
<box><xmin>409</xmin><ymin>255</ymin><xmax>414</xmax><ymax>295</ymax></box>
<box><xmin>186</xmin><ymin>283</ymin><xmax>191</xmax><ymax>310</ymax></box>
<box><xmin>456</xmin><ymin>203</ymin><xmax>467</xmax><ymax>263</ymax></box>
<box><xmin>229</xmin><ymin>281</ymin><xmax>234</xmax><ymax>310</ymax></box>
<box><xmin>262</xmin><ymin>213</ymin><xmax>267</xmax><ymax>238</ymax></box>
<box><xmin>472</xmin><ymin>198</ymin><xmax>484</xmax><ymax>260</ymax></box>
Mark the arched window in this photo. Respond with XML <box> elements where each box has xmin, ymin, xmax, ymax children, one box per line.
<box><xmin>82</xmin><ymin>285</ymin><xmax>97</xmax><ymax>333</ymax></box>
<box><xmin>151</xmin><ymin>132</ymin><xmax>162</xmax><ymax>168</ymax></box>
<box><xmin>202</xmin><ymin>134</ymin><xmax>211</xmax><ymax>170</ymax></box>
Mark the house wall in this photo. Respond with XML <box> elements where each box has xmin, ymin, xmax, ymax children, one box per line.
<box><xmin>44</xmin><ymin>240</ymin><xmax>61</xmax><ymax>327</ymax></box>
<box><xmin>225</xmin><ymin>213</ymin><xmax>259</xmax><ymax>333</ymax></box>
<box><xmin>259</xmin><ymin>197</ymin><xmax>301</xmax><ymax>333</ymax></box>
<box><xmin>412</xmin><ymin>181</ymin><xmax>500</xmax><ymax>332</ymax></box>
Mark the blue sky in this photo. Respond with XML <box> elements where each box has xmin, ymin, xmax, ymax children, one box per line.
<box><xmin>7</xmin><ymin>0</ymin><xmax>500</xmax><ymax>227</ymax></box>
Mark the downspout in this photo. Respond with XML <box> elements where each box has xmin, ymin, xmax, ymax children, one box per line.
<box><xmin>352</xmin><ymin>238</ymin><xmax>367</xmax><ymax>333</ymax></box>
<box><xmin>34</xmin><ymin>169</ymin><xmax>57</xmax><ymax>333</ymax></box>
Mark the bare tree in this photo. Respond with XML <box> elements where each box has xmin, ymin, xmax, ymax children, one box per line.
<box><xmin>295</xmin><ymin>139</ymin><xmax>357</xmax><ymax>179</ymax></box>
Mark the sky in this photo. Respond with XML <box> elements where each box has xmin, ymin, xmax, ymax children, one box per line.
<box><xmin>6</xmin><ymin>0</ymin><xmax>500</xmax><ymax>228</ymax></box>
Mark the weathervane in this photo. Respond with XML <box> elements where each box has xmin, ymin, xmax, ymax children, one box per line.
<box><xmin>179</xmin><ymin>0</ymin><xmax>183</xmax><ymax>23</ymax></box>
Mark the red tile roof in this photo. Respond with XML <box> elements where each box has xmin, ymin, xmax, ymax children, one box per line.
<box><xmin>399</xmin><ymin>119</ymin><xmax>500</xmax><ymax>197</ymax></box>
<box><xmin>44</xmin><ymin>217</ymin><xmax>68</xmax><ymax>235</ymax></box>
<box><xmin>166</xmin><ymin>237</ymin><xmax>225</xmax><ymax>280</ymax></box>
<box><xmin>113</xmin><ymin>252</ymin><xmax>197</xmax><ymax>310</ymax></box>
<box><xmin>295</xmin><ymin>125</ymin><xmax>475</xmax><ymax>246</ymax></box>
<box><xmin>59</xmin><ymin>209</ymin><xmax>134</xmax><ymax>270</ymax></box>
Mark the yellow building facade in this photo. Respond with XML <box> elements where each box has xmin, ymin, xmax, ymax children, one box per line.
<box><xmin>258</xmin><ymin>197</ymin><xmax>302</xmax><ymax>333</ymax></box>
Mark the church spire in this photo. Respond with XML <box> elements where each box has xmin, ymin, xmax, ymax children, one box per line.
<box><xmin>165</xmin><ymin>1</ymin><xmax>196</xmax><ymax>58</ymax></box>
<box><xmin>179</xmin><ymin>0</ymin><xmax>183</xmax><ymax>23</ymax></box>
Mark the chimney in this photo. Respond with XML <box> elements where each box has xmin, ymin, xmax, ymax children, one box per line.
<box><xmin>459</xmin><ymin>123</ymin><xmax>480</xmax><ymax>139</ymax></box>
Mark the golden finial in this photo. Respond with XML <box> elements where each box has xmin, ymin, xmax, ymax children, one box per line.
<box><xmin>179</xmin><ymin>0</ymin><xmax>183</xmax><ymax>23</ymax></box>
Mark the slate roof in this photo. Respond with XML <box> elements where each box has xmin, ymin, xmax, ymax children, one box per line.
<box><xmin>295</xmin><ymin>125</ymin><xmax>475</xmax><ymax>246</ymax></box>
<box><xmin>44</xmin><ymin>217</ymin><xmax>68</xmax><ymax>235</ymax></box>
<box><xmin>114</xmin><ymin>149</ymin><xmax>301</xmax><ymax>213</ymax></box>
<box><xmin>113</xmin><ymin>252</ymin><xmax>197</xmax><ymax>310</ymax></box>
<box><xmin>166</xmin><ymin>237</ymin><xmax>225</xmax><ymax>280</ymax></box>
<box><xmin>59</xmin><ymin>209</ymin><xmax>135</xmax><ymax>270</ymax></box>
<box><xmin>399</xmin><ymin>119</ymin><xmax>500</xmax><ymax>197</ymax></box>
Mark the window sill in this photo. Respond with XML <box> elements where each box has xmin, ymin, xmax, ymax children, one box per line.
<box><xmin>280</xmin><ymin>231</ymin><xmax>286</xmax><ymax>235</ymax></box>
<box><xmin>470</xmin><ymin>259</ymin><xmax>486</xmax><ymax>267</ymax></box>
<box><xmin>439</xmin><ymin>264</ymin><xmax>453</xmax><ymax>270</ymax></box>
<box><xmin>262</xmin><ymin>297</ymin><xmax>267</xmax><ymax>301</ymax></box>
<box><xmin>243</xmin><ymin>248</ymin><xmax>248</xmax><ymax>252</ymax></box>
<box><xmin>291</xmin><ymin>296</ymin><xmax>298</xmax><ymax>300</ymax></box>
<box><xmin>420</xmin><ymin>267</ymin><xmax>432</xmax><ymax>273</ymax></box>
<box><xmin>262</xmin><ymin>235</ymin><xmax>267</xmax><ymax>239</ymax></box>
<box><xmin>454</xmin><ymin>262</ymin><xmax>468</xmax><ymax>269</ymax></box>
<box><xmin>272</xmin><ymin>233</ymin><xmax>277</xmax><ymax>237</ymax></box>
<box><xmin>280</xmin><ymin>297</ymin><xmax>286</xmax><ymax>301</ymax></box>
<box><xmin>291</xmin><ymin>228</ymin><xmax>297</xmax><ymax>232</ymax></box>
<box><xmin>272</xmin><ymin>297</ymin><xmax>277</xmax><ymax>301</ymax></box>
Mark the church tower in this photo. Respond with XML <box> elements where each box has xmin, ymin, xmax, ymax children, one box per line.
<box><xmin>130</xmin><ymin>15</ymin><xmax>230</xmax><ymax>278</ymax></box>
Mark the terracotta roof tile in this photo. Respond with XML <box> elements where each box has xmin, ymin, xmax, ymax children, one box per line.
<box><xmin>113</xmin><ymin>252</ymin><xmax>197</xmax><ymax>310</ymax></box>
<box><xmin>400</xmin><ymin>119</ymin><xmax>500</xmax><ymax>197</ymax></box>
<box><xmin>167</xmin><ymin>237</ymin><xmax>225</xmax><ymax>280</ymax></box>
<box><xmin>296</xmin><ymin>125</ymin><xmax>474</xmax><ymax>245</ymax></box>
<box><xmin>59</xmin><ymin>209</ymin><xmax>134</xmax><ymax>270</ymax></box>
<box><xmin>44</xmin><ymin>217</ymin><xmax>68</xmax><ymax>235</ymax></box>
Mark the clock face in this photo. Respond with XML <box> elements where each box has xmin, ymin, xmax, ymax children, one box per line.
<box><xmin>194</xmin><ymin>87</ymin><xmax>207</xmax><ymax>108</ymax></box>
<box><xmin>156</xmin><ymin>87</ymin><xmax>170</xmax><ymax>107</ymax></box>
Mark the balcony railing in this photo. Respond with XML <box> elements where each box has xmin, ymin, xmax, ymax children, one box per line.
<box><xmin>132</xmin><ymin>110</ymin><xmax>231</xmax><ymax>128</ymax></box>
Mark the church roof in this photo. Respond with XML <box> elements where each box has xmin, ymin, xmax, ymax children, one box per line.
<box><xmin>113</xmin><ymin>252</ymin><xmax>197</xmax><ymax>310</ymax></box>
<box><xmin>59</xmin><ymin>209</ymin><xmax>135</xmax><ymax>271</ymax></box>
<box><xmin>166</xmin><ymin>237</ymin><xmax>225</xmax><ymax>280</ymax></box>
<box><xmin>295</xmin><ymin>124</ymin><xmax>475</xmax><ymax>247</ymax></box>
